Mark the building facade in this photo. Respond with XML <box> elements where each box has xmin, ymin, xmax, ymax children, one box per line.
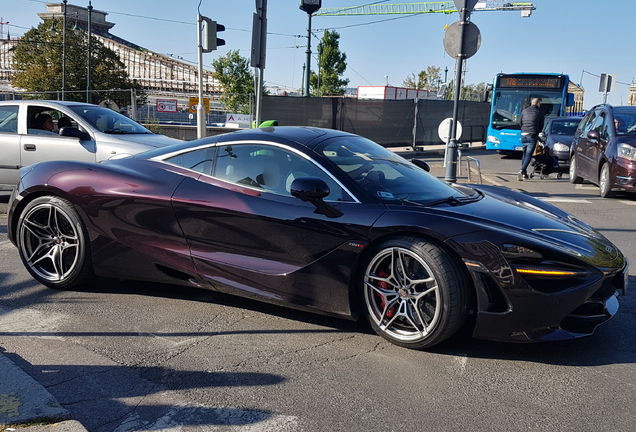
<box><xmin>1</xmin><ymin>2</ymin><xmax>219</xmax><ymax>95</ymax></box>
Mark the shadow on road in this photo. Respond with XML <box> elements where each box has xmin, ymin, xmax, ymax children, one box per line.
<box><xmin>2</xmin><ymin>347</ymin><xmax>287</xmax><ymax>430</ymax></box>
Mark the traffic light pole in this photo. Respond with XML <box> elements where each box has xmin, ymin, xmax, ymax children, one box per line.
<box><xmin>444</xmin><ymin>5</ymin><xmax>469</xmax><ymax>183</ymax></box>
<box><xmin>197</xmin><ymin>13</ymin><xmax>205</xmax><ymax>139</ymax></box>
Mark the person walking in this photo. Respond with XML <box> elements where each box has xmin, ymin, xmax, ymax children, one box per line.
<box><xmin>518</xmin><ymin>97</ymin><xmax>544</xmax><ymax>181</ymax></box>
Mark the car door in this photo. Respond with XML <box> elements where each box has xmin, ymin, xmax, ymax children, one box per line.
<box><xmin>169</xmin><ymin>142</ymin><xmax>387</xmax><ymax>316</ymax></box>
<box><xmin>585</xmin><ymin>110</ymin><xmax>610</xmax><ymax>182</ymax></box>
<box><xmin>20</xmin><ymin>104</ymin><xmax>96</xmax><ymax>168</ymax></box>
<box><xmin>0</xmin><ymin>104</ymin><xmax>21</xmax><ymax>189</ymax></box>
<box><xmin>574</xmin><ymin>109</ymin><xmax>600</xmax><ymax>179</ymax></box>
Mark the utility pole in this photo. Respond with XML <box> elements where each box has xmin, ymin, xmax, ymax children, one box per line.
<box><xmin>86</xmin><ymin>0</ymin><xmax>92</xmax><ymax>103</ymax></box>
<box><xmin>62</xmin><ymin>0</ymin><xmax>67</xmax><ymax>100</ymax></box>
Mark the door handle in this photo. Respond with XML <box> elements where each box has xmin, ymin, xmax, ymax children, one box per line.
<box><xmin>24</xmin><ymin>144</ymin><xmax>36</xmax><ymax>151</ymax></box>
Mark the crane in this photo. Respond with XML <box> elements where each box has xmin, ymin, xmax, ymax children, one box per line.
<box><xmin>314</xmin><ymin>1</ymin><xmax>536</xmax><ymax>17</ymax></box>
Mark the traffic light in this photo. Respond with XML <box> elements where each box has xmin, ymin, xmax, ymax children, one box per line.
<box><xmin>202</xmin><ymin>18</ymin><xmax>225</xmax><ymax>52</ymax></box>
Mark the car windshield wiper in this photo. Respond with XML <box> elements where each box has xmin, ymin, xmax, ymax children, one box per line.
<box><xmin>427</xmin><ymin>191</ymin><xmax>482</xmax><ymax>207</ymax></box>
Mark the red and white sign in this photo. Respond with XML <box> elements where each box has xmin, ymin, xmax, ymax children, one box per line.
<box><xmin>156</xmin><ymin>99</ymin><xmax>178</xmax><ymax>113</ymax></box>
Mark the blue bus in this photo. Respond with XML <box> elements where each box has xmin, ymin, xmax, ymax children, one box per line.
<box><xmin>486</xmin><ymin>73</ymin><xmax>581</xmax><ymax>153</ymax></box>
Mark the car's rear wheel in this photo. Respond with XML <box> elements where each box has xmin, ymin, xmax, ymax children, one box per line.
<box><xmin>569</xmin><ymin>154</ymin><xmax>583</xmax><ymax>184</ymax></box>
<box><xmin>17</xmin><ymin>196</ymin><xmax>93</xmax><ymax>289</ymax></box>
<box><xmin>599</xmin><ymin>163</ymin><xmax>615</xmax><ymax>198</ymax></box>
<box><xmin>362</xmin><ymin>236</ymin><xmax>469</xmax><ymax>350</ymax></box>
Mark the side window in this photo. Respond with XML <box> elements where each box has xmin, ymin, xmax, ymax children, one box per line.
<box><xmin>0</xmin><ymin>105</ymin><xmax>19</xmax><ymax>134</ymax></box>
<box><xmin>212</xmin><ymin>144</ymin><xmax>353</xmax><ymax>202</ymax></box>
<box><xmin>590</xmin><ymin>111</ymin><xmax>608</xmax><ymax>139</ymax></box>
<box><xmin>165</xmin><ymin>147</ymin><xmax>214</xmax><ymax>174</ymax></box>
<box><xmin>27</xmin><ymin>106</ymin><xmax>78</xmax><ymax>136</ymax></box>
<box><xmin>580</xmin><ymin>111</ymin><xmax>597</xmax><ymax>135</ymax></box>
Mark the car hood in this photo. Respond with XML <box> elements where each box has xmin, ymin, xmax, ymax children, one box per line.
<box><xmin>100</xmin><ymin>132</ymin><xmax>182</xmax><ymax>148</ymax></box>
<box><xmin>547</xmin><ymin>134</ymin><xmax>575</xmax><ymax>146</ymax></box>
<box><xmin>435</xmin><ymin>185</ymin><xmax>623</xmax><ymax>267</ymax></box>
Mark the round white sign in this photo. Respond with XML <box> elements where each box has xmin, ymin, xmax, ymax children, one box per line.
<box><xmin>438</xmin><ymin>118</ymin><xmax>462</xmax><ymax>143</ymax></box>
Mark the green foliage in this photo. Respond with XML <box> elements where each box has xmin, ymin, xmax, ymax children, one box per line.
<box><xmin>211</xmin><ymin>50</ymin><xmax>257</xmax><ymax>114</ymax></box>
<box><xmin>309</xmin><ymin>30</ymin><xmax>349</xmax><ymax>96</ymax></box>
<box><xmin>11</xmin><ymin>19</ymin><xmax>142</xmax><ymax>106</ymax></box>
<box><xmin>403</xmin><ymin>66</ymin><xmax>442</xmax><ymax>90</ymax></box>
<box><xmin>446</xmin><ymin>81</ymin><xmax>488</xmax><ymax>101</ymax></box>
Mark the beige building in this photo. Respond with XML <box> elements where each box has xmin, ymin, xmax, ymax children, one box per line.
<box><xmin>1</xmin><ymin>2</ymin><xmax>219</xmax><ymax>94</ymax></box>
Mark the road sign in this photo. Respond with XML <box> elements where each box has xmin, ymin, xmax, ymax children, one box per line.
<box><xmin>189</xmin><ymin>97</ymin><xmax>210</xmax><ymax>114</ymax></box>
<box><xmin>438</xmin><ymin>118</ymin><xmax>462</xmax><ymax>143</ymax></box>
<box><xmin>156</xmin><ymin>99</ymin><xmax>178</xmax><ymax>113</ymax></box>
<box><xmin>443</xmin><ymin>21</ymin><xmax>481</xmax><ymax>59</ymax></box>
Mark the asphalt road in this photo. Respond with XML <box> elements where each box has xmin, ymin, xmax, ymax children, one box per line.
<box><xmin>1</xmin><ymin>151</ymin><xmax>635</xmax><ymax>432</ymax></box>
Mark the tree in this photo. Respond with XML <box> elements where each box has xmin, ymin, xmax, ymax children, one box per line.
<box><xmin>211</xmin><ymin>50</ymin><xmax>256</xmax><ymax>114</ymax></box>
<box><xmin>310</xmin><ymin>30</ymin><xmax>349</xmax><ymax>96</ymax></box>
<box><xmin>445</xmin><ymin>81</ymin><xmax>488</xmax><ymax>101</ymax></box>
<box><xmin>403</xmin><ymin>66</ymin><xmax>442</xmax><ymax>90</ymax></box>
<box><xmin>11</xmin><ymin>19</ymin><xmax>141</xmax><ymax>106</ymax></box>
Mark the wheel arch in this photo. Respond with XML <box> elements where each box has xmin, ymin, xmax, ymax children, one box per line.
<box><xmin>347</xmin><ymin>229</ymin><xmax>476</xmax><ymax>320</ymax></box>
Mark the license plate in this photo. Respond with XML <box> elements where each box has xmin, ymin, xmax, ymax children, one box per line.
<box><xmin>514</xmin><ymin>146</ymin><xmax>522</xmax><ymax>151</ymax></box>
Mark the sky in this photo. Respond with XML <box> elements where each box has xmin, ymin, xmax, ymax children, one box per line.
<box><xmin>2</xmin><ymin>0</ymin><xmax>634</xmax><ymax>109</ymax></box>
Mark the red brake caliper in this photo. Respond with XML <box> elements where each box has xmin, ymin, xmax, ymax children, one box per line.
<box><xmin>376</xmin><ymin>269</ymin><xmax>396</xmax><ymax>318</ymax></box>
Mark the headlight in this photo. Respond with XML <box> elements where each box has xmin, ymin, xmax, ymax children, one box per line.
<box><xmin>553</xmin><ymin>143</ymin><xmax>569</xmax><ymax>152</ymax></box>
<box><xmin>617</xmin><ymin>143</ymin><xmax>636</xmax><ymax>161</ymax></box>
<box><xmin>487</xmin><ymin>135</ymin><xmax>500</xmax><ymax>145</ymax></box>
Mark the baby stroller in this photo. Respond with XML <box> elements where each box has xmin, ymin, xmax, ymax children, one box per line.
<box><xmin>530</xmin><ymin>134</ymin><xmax>563</xmax><ymax>179</ymax></box>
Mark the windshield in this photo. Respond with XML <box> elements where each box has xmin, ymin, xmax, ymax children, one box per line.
<box><xmin>491</xmin><ymin>89</ymin><xmax>563</xmax><ymax>131</ymax></box>
<box><xmin>549</xmin><ymin>119</ymin><xmax>580</xmax><ymax>135</ymax></box>
<box><xmin>68</xmin><ymin>105</ymin><xmax>152</xmax><ymax>134</ymax></box>
<box><xmin>318</xmin><ymin>136</ymin><xmax>475</xmax><ymax>205</ymax></box>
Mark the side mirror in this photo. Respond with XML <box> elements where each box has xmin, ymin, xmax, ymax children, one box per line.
<box><xmin>411</xmin><ymin>158</ymin><xmax>431</xmax><ymax>172</ymax></box>
<box><xmin>587</xmin><ymin>130</ymin><xmax>600</xmax><ymax>141</ymax></box>
<box><xmin>60</xmin><ymin>127</ymin><xmax>91</xmax><ymax>141</ymax></box>
<box><xmin>290</xmin><ymin>176</ymin><xmax>330</xmax><ymax>201</ymax></box>
<box><xmin>290</xmin><ymin>176</ymin><xmax>343</xmax><ymax>218</ymax></box>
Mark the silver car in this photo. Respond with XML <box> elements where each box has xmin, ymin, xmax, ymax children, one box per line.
<box><xmin>0</xmin><ymin>100</ymin><xmax>181</xmax><ymax>190</ymax></box>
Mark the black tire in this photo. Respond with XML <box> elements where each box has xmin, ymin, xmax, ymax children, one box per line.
<box><xmin>599</xmin><ymin>163</ymin><xmax>616</xmax><ymax>198</ymax></box>
<box><xmin>17</xmin><ymin>196</ymin><xmax>93</xmax><ymax>289</ymax></box>
<box><xmin>362</xmin><ymin>236</ymin><xmax>470</xmax><ymax>350</ymax></box>
<box><xmin>569</xmin><ymin>154</ymin><xmax>583</xmax><ymax>184</ymax></box>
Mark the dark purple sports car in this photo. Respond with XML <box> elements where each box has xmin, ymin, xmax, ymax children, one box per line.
<box><xmin>7</xmin><ymin>127</ymin><xmax>629</xmax><ymax>349</ymax></box>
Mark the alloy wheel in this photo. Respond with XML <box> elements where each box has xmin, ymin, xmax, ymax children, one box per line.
<box><xmin>364</xmin><ymin>246</ymin><xmax>441</xmax><ymax>342</ymax></box>
<box><xmin>19</xmin><ymin>203</ymin><xmax>80</xmax><ymax>282</ymax></box>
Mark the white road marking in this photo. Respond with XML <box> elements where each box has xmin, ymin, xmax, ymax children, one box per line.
<box><xmin>575</xmin><ymin>184</ymin><xmax>599</xmax><ymax>190</ymax></box>
<box><xmin>539</xmin><ymin>198</ymin><xmax>592</xmax><ymax>203</ymax></box>
<box><xmin>619</xmin><ymin>200</ymin><xmax>636</xmax><ymax>206</ymax></box>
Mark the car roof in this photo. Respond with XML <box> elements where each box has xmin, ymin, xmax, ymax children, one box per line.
<box><xmin>135</xmin><ymin>126</ymin><xmax>357</xmax><ymax>160</ymax></box>
<box><xmin>0</xmin><ymin>100</ymin><xmax>93</xmax><ymax>107</ymax></box>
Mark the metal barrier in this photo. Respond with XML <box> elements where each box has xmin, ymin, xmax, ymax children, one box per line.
<box><xmin>465</xmin><ymin>156</ymin><xmax>482</xmax><ymax>184</ymax></box>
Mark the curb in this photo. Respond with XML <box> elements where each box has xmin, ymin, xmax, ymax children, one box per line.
<box><xmin>0</xmin><ymin>352</ymin><xmax>87</xmax><ymax>431</ymax></box>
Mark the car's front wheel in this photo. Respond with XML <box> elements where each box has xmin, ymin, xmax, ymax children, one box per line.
<box><xmin>362</xmin><ymin>236</ymin><xmax>469</xmax><ymax>350</ymax></box>
<box><xmin>569</xmin><ymin>154</ymin><xmax>583</xmax><ymax>184</ymax></box>
<box><xmin>599</xmin><ymin>163</ymin><xmax>615</xmax><ymax>198</ymax></box>
<box><xmin>17</xmin><ymin>196</ymin><xmax>93</xmax><ymax>289</ymax></box>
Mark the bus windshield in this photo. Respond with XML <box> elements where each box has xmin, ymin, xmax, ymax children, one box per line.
<box><xmin>490</xmin><ymin>89</ymin><xmax>563</xmax><ymax>130</ymax></box>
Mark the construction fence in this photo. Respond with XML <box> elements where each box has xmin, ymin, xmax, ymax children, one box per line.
<box><xmin>1</xmin><ymin>89</ymin><xmax>490</xmax><ymax>146</ymax></box>
<box><xmin>261</xmin><ymin>96</ymin><xmax>490</xmax><ymax>147</ymax></box>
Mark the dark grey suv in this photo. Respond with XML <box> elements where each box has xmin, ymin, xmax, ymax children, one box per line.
<box><xmin>569</xmin><ymin>104</ymin><xmax>636</xmax><ymax>197</ymax></box>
